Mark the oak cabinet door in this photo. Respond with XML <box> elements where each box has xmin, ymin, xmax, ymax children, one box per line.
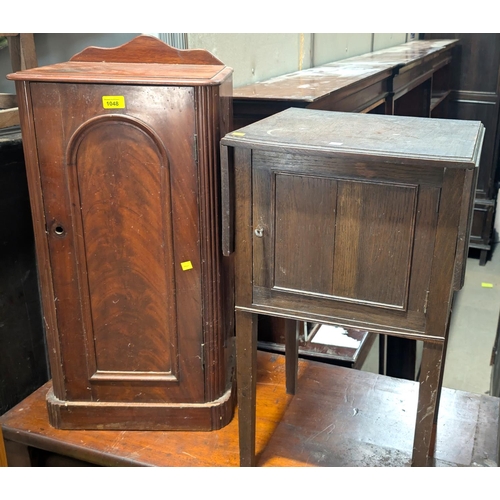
<box><xmin>251</xmin><ymin>150</ymin><xmax>441</xmax><ymax>336</ymax></box>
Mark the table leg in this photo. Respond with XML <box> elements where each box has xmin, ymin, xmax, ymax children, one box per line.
<box><xmin>412</xmin><ymin>340</ymin><xmax>445</xmax><ymax>466</ymax></box>
<box><xmin>378</xmin><ymin>334</ymin><xmax>386</xmax><ymax>375</ymax></box>
<box><xmin>236</xmin><ymin>309</ymin><xmax>258</xmax><ymax>467</ymax></box>
<box><xmin>285</xmin><ymin>319</ymin><xmax>299</xmax><ymax>395</ymax></box>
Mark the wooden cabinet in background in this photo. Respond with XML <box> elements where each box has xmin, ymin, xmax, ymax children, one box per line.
<box><xmin>0</xmin><ymin>132</ymin><xmax>49</xmax><ymax>417</ymax></box>
<box><xmin>426</xmin><ymin>33</ymin><xmax>500</xmax><ymax>264</ymax></box>
<box><xmin>8</xmin><ymin>35</ymin><xmax>236</xmax><ymax>430</ymax></box>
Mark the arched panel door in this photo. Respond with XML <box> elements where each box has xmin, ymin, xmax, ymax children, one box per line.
<box><xmin>31</xmin><ymin>83</ymin><xmax>205</xmax><ymax>404</ymax></box>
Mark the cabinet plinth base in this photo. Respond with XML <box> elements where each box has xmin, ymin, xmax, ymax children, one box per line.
<box><xmin>46</xmin><ymin>386</ymin><xmax>235</xmax><ymax>431</ymax></box>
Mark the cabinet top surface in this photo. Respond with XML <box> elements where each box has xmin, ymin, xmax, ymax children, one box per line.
<box><xmin>7</xmin><ymin>61</ymin><xmax>231</xmax><ymax>86</ymax></box>
<box><xmin>221</xmin><ymin>107</ymin><xmax>483</xmax><ymax>164</ymax></box>
<box><xmin>233</xmin><ymin>40</ymin><xmax>458</xmax><ymax>101</ymax></box>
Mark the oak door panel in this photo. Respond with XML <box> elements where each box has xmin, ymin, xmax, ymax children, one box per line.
<box><xmin>274</xmin><ymin>173</ymin><xmax>337</xmax><ymax>294</ymax></box>
<box><xmin>254</xmin><ymin>166</ymin><xmax>417</xmax><ymax>310</ymax></box>
<box><xmin>332</xmin><ymin>180</ymin><xmax>417</xmax><ymax>309</ymax></box>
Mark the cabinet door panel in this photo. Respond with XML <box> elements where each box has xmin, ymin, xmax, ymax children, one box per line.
<box><xmin>274</xmin><ymin>173</ymin><xmax>337</xmax><ymax>294</ymax></box>
<box><xmin>74</xmin><ymin>120</ymin><xmax>175</xmax><ymax>374</ymax></box>
<box><xmin>253</xmin><ymin>158</ymin><xmax>420</xmax><ymax>314</ymax></box>
<box><xmin>31</xmin><ymin>83</ymin><xmax>204</xmax><ymax>403</ymax></box>
<box><xmin>332</xmin><ymin>180</ymin><xmax>417</xmax><ymax>309</ymax></box>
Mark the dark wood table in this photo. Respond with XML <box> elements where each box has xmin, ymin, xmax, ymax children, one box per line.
<box><xmin>1</xmin><ymin>351</ymin><xmax>498</xmax><ymax>467</ymax></box>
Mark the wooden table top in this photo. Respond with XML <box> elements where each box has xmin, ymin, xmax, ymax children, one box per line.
<box><xmin>1</xmin><ymin>351</ymin><xmax>497</xmax><ymax>467</ymax></box>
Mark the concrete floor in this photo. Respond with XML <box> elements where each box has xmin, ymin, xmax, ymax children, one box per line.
<box><xmin>362</xmin><ymin>244</ymin><xmax>500</xmax><ymax>396</ymax></box>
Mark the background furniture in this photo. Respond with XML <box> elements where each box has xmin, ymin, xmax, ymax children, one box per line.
<box><xmin>8</xmin><ymin>35</ymin><xmax>235</xmax><ymax>430</ymax></box>
<box><xmin>0</xmin><ymin>132</ymin><xmax>49</xmax><ymax>417</ymax></box>
<box><xmin>233</xmin><ymin>61</ymin><xmax>394</xmax><ymax>129</ymax></box>
<box><xmin>1</xmin><ymin>351</ymin><xmax>498</xmax><ymax>467</ymax></box>
<box><xmin>426</xmin><ymin>33</ymin><xmax>500</xmax><ymax>265</ymax></box>
<box><xmin>0</xmin><ymin>34</ymin><xmax>48</xmax><ymax>420</ymax></box>
<box><xmin>221</xmin><ymin>108</ymin><xmax>484</xmax><ymax>466</ymax></box>
<box><xmin>0</xmin><ymin>34</ymin><xmax>37</xmax><ymax>128</ymax></box>
<box><xmin>258</xmin><ymin>320</ymin><xmax>375</xmax><ymax>369</ymax></box>
<box><xmin>351</xmin><ymin>39</ymin><xmax>457</xmax><ymax>117</ymax></box>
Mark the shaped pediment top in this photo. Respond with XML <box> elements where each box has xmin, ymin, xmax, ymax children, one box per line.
<box><xmin>70</xmin><ymin>34</ymin><xmax>224</xmax><ymax>66</ymax></box>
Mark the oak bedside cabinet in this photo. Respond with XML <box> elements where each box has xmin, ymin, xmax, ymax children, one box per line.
<box><xmin>220</xmin><ymin>107</ymin><xmax>484</xmax><ymax>466</ymax></box>
<box><xmin>7</xmin><ymin>35</ymin><xmax>236</xmax><ymax>430</ymax></box>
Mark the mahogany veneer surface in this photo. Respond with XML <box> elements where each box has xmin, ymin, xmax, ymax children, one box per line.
<box><xmin>1</xmin><ymin>351</ymin><xmax>497</xmax><ymax>467</ymax></box>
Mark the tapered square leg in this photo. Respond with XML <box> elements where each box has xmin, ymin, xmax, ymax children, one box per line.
<box><xmin>285</xmin><ymin>319</ymin><xmax>299</xmax><ymax>395</ymax></box>
<box><xmin>235</xmin><ymin>310</ymin><xmax>258</xmax><ymax>467</ymax></box>
<box><xmin>412</xmin><ymin>341</ymin><xmax>445</xmax><ymax>466</ymax></box>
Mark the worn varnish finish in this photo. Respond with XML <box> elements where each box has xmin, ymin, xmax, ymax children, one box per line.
<box><xmin>233</xmin><ymin>63</ymin><xmax>394</xmax><ymax>128</ymax></box>
<box><xmin>0</xmin><ymin>351</ymin><xmax>498</xmax><ymax>467</ymax></box>
<box><xmin>221</xmin><ymin>107</ymin><xmax>484</xmax><ymax>466</ymax></box>
<box><xmin>7</xmin><ymin>35</ymin><xmax>235</xmax><ymax>430</ymax></box>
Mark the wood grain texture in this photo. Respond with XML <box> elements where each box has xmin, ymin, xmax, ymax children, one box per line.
<box><xmin>74</xmin><ymin>120</ymin><xmax>175</xmax><ymax>375</ymax></box>
<box><xmin>14</xmin><ymin>80</ymin><xmax>65</xmax><ymax>397</ymax></box>
<box><xmin>7</xmin><ymin>62</ymin><xmax>233</xmax><ymax>87</ymax></box>
<box><xmin>273</xmin><ymin>173</ymin><xmax>337</xmax><ymax>294</ymax></box>
<box><xmin>332</xmin><ymin>180</ymin><xmax>416</xmax><ymax>308</ymax></box>
<box><xmin>0</xmin><ymin>352</ymin><xmax>498</xmax><ymax>467</ymax></box>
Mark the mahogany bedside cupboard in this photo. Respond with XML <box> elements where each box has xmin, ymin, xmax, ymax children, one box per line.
<box><xmin>220</xmin><ymin>107</ymin><xmax>484</xmax><ymax>466</ymax></box>
<box><xmin>7</xmin><ymin>35</ymin><xmax>236</xmax><ymax>431</ymax></box>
